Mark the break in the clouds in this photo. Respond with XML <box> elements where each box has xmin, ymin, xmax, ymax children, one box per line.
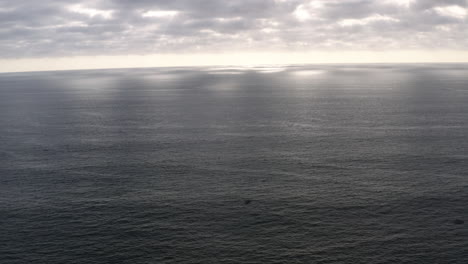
<box><xmin>0</xmin><ymin>0</ymin><xmax>467</xmax><ymax>58</ymax></box>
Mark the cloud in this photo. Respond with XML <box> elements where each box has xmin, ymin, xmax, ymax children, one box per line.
<box><xmin>433</xmin><ymin>5</ymin><xmax>467</xmax><ymax>19</ymax></box>
<box><xmin>338</xmin><ymin>14</ymin><xmax>399</xmax><ymax>27</ymax></box>
<box><xmin>0</xmin><ymin>0</ymin><xmax>467</xmax><ymax>59</ymax></box>
<box><xmin>142</xmin><ymin>10</ymin><xmax>179</xmax><ymax>18</ymax></box>
<box><xmin>68</xmin><ymin>4</ymin><xmax>114</xmax><ymax>19</ymax></box>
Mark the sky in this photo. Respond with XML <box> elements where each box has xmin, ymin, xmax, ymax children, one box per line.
<box><xmin>1</xmin><ymin>0</ymin><xmax>468</xmax><ymax>72</ymax></box>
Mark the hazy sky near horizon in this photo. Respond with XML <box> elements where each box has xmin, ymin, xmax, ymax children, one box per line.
<box><xmin>1</xmin><ymin>0</ymin><xmax>468</xmax><ymax>71</ymax></box>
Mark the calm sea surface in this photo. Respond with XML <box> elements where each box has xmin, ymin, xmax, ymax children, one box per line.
<box><xmin>1</xmin><ymin>64</ymin><xmax>467</xmax><ymax>263</ymax></box>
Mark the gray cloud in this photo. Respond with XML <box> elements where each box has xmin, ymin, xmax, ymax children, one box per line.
<box><xmin>0</xmin><ymin>0</ymin><xmax>467</xmax><ymax>58</ymax></box>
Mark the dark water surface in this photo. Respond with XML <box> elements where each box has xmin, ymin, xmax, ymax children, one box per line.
<box><xmin>1</xmin><ymin>64</ymin><xmax>468</xmax><ymax>263</ymax></box>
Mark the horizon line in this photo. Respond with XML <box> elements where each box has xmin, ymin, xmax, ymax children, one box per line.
<box><xmin>2</xmin><ymin>50</ymin><xmax>468</xmax><ymax>74</ymax></box>
<box><xmin>2</xmin><ymin>61</ymin><xmax>468</xmax><ymax>75</ymax></box>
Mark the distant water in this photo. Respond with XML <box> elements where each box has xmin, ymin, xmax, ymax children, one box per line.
<box><xmin>1</xmin><ymin>64</ymin><xmax>468</xmax><ymax>263</ymax></box>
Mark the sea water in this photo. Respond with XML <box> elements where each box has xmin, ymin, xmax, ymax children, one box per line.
<box><xmin>1</xmin><ymin>64</ymin><xmax>467</xmax><ymax>263</ymax></box>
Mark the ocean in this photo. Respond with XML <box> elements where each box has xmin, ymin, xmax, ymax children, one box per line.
<box><xmin>1</xmin><ymin>64</ymin><xmax>467</xmax><ymax>263</ymax></box>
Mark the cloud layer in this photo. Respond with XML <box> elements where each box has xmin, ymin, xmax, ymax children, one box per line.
<box><xmin>0</xmin><ymin>0</ymin><xmax>467</xmax><ymax>58</ymax></box>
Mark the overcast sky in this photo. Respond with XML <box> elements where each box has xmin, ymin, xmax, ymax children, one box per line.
<box><xmin>1</xmin><ymin>0</ymin><xmax>468</xmax><ymax>71</ymax></box>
